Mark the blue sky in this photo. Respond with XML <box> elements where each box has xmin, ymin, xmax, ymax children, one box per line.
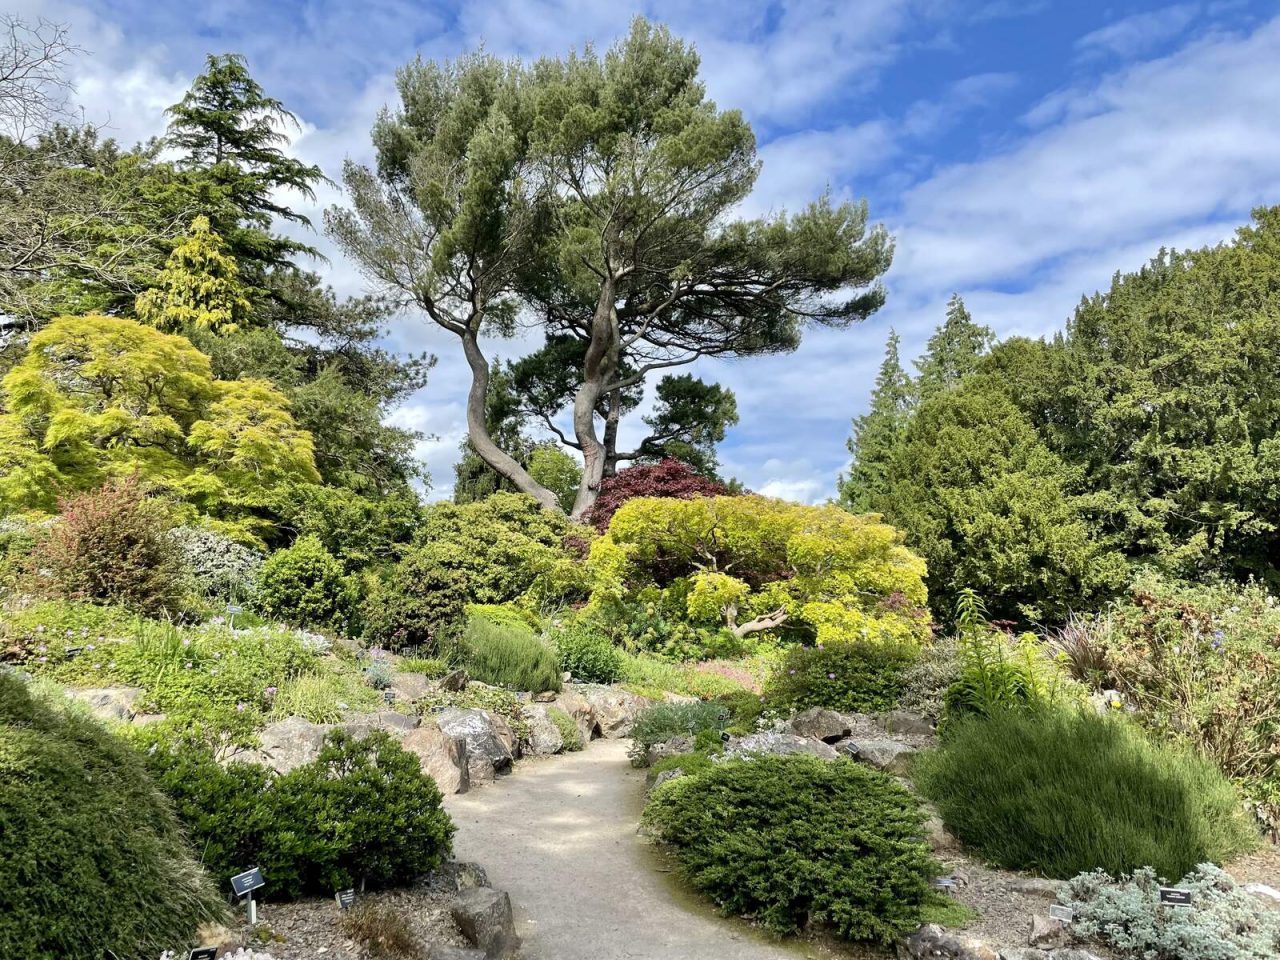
<box><xmin>17</xmin><ymin>0</ymin><xmax>1280</xmax><ymax>500</ymax></box>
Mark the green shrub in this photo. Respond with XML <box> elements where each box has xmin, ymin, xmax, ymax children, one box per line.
<box><xmin>272</xmin><ymin>482</ymin><xmax>421</xmax><ymax>573</ymax></box>
<box><xmin>362</xmin><ymin>550</ymin><xmax>468</xmax><ymax>653</ymax></box>
<box><xmin>548</xmin><ymin>706</ymin><xmax>583</xmax><ymax>751</ymax></box>
<box><xmin>458</xmin><ymin>617</ymin><xmax>561</xmax><ymax>694</ymax></box>
<box><xmin>24</xmin><ymin>477</ymin><xmax>188</xmax><ymax>616</ymax></box>
<box><xmin>554</xmin><ymin>619</ymin><xmax>624</xmax><ymax>683</ymax></box>
<box><xmin>914</xmin><ymin>708</ymin><xmax>1257</xmax><ymax>879</ymax></box>
<box><xmin>763</xmin><ymin>640</ymin><xmax>916</xmax><ymax>714</ymax></box>
<box><xmin>145</xmin><ymin>729</ymin><xmax>454</xmax><ymax>901</ymax></box>
<box><xmin>644</xmin><ymin>754</ymin><xmax>936</xmax><ymax>942</ymax></box>
<box><xmin>0</xmin><ymin>673</ymin><xmax>226</xmax><ymax>959</ymax></box>
<box><xmin>630</xmin><ymin>701</ymin><xmax>729</xmax><ymax>765</ymax></box>
<box><xmin>256</xmin><ymin>535</ymin><xmax>357</xmax><ymax>631</ymax></box>
<box><xmin>269</xmin><ymin>667</ymin><xmax>380</xmax><ymax>723</ymax></box>
<box><xmin>397</xmin><ymin>656</ymin><xmax>450</xmax><ymax>677</ymax></box>
<box><xmin>468</xmin><ymin>603</ymin><xmax>542</xmax><ymax>632</ymax></box>
<box><xmin>1063</xmin><ymin>863</ymin><xmax>1280</xmax><ymax>960</ymax></box>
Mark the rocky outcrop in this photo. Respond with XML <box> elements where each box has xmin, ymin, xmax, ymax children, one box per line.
<box><xmin>645</xmin><ymin>735</ymin><xmax>695</xmax><ymax>767</ymax></box>
<box><xmin>576</xmin><ymin>685</ymin><xmax>651</xmax><ymax>738</ymax></box>
<box><xmin>836</xmin><ymin>738</ymin><xmax>916</xmax><ymax>774</ymax></box>
<box><xmin>788</xmin><ymin>707</ymin><xmax>853</xmax><ymax>743</ymax></box>
<box><xmin>341</xmin><ymin>709</ymin><xmax>420</xmax><ymax>738</ymax></box>
<box><xmin>551</xmin><ymin>688</ymin><xmax>596</xmax><ymax>743</ymax></box>
<box><xmin>520</xmin><ymin>703</ymin><xmax>565</xmax><ymax>755</ymax></box>
<box><xmin>877</xmin><ymin>709</ymin><xmax>935</xmax><ymax>738</ymax></box>
<box><xmin>451</xmin><ymin>887</ymin><xmax>519</xmax><ymax>959</ymax></box>
<box><xmin>898</xmin><ymin>924</ymin><xmax>1000</xmax><ymax>960</ymax></box>
<box><xmin>239</xmin><ymin>715</ymin><xmax>332</xmax><ymax>773</ymax></box>
<box><xmin>389</xmin><ymin>671</ymin><xmax>434</xmax><ymax>702</ymax></box>
<box><xmin>436</xmin><ymin>708</ymin><xmax>514</xmax><ymax>783</ymax></box>
<box><xmin>401</xmin><ymin>721</ymin><xmax>470</xmax><ymax>794</ymax></box>
<box><xmin>66</xmin><ymin>686</ymin><xmax>144</xmax><ymax>722</ymax></box>
<box><xmin>721</xmin><ymin>730</ymin><xmax>840</xmax><ymax>761</ymax></box>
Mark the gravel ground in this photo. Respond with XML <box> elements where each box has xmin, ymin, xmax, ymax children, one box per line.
<box><xmin>229</xmin><ymin>881</ymin><xmax>471</xmax><ymax>959</ymax></box>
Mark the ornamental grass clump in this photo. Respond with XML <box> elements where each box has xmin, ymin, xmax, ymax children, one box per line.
<box><xmin>644</xmin><ymin>753</ymin><xmax>937</xmax><ymax>943</ymax></box>
<box><xmin>0</xmin><ymin>672</ymin><xmax>227</xmax><ymax>960</ymax></box>
<box><xmin>914</xmin><ymin>707</ymin><xmax>1257</xmax><ymax>879</ymax></box>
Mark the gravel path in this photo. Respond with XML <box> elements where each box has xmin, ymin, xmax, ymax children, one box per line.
<box><xmin>444</xmin><ymin>738</ymin><xmax>827</xmax><ymax>960</ymax></box>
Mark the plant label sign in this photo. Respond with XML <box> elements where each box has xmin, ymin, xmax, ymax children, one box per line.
<box><xmin>1159</xmin><ymin>887</ymin><xmax>1193</xmax><ymax>908</ymax></box>
<box><xmin>335</xmin><ymin>888</ymin><xmax>357</xmax><ymax>910</ymax></box>
<box><xmin>63</xmin><ymin>646</ymin><xmax>83</xmax><ymax>658</ymax></box>
<box><xmin>931</xmin><ymin>878</ymin><xmax>958</xmax><ymax>895</ymax></box>
<box><xmin>230</xmin><ymin>867</ymin><xmax>265</xmax><ymax>898</ymax></box>
<box><xmin>189</xmin><ymin>949</ymin><xmax>219</xmax><ymax>960</ymax></box>
<box><xmin>1049</xmin><ymin>904</ymin><xmax>1074</xmax><ymax>923</ymax></box>
<box><xmin>225</xmin><ymin>604</ymin><xmax>243</xmax><ymax>615</ymax></box>
<box><xmin>383</xmin><ymin>689</ymin><xmax>397</xmax><ymax>704</ymax></box>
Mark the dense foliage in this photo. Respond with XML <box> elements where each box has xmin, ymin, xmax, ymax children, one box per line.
<box><xmin>145</xmin><ymin>730</ymin><xmax>454</xmax><ymax>901</ymax></box>
<box><xmin>553</xmin><ymin>618</ymin><xmax>625</xmax><ymax>684</ymax></box>
<box><xmin>644</xmin><ymin>754</ymin><xmax>936</xmax><ymax>942</ymax></box>
<box><xmin>0</xmin><ymin>674</ymin><xmax>226</xmax><ymax>960</ymax></box>
<box><xmin>763</xmin><ymin>640</ymin><xmax>918</xmax><ymax>714</ymax></box>
<box><xmin>587</xmin><ymin>459</ymin><xmax>727</xmax><ymax>531</ymax></box>
<box><xmin>629</xmin><ymin>701</ymin><xmax>729</xmax><ymax>758</ymax></box>
<box><xmin>255</xmin><ymin>534</ymin><xmax>357</xmax><ymax>631</ymax></box>
<box><xmin>914</xmin><ymin>708</ymin><xmax>1256</xmax><ymax>879</ymax></box>
<box><xmin>458</xmin><ymin>616</ymin><xmax>562</xmax><ymax>694</ymax></box>
<box><xmin>361</xmin><ymin>550</ymin><xmax>468</xmax><ymax>653</ymax></box>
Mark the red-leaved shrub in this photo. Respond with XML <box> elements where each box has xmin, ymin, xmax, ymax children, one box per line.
<box><xmin>588</xmin><ymin>459</ymin><xmax>728</xmax><ymax>531</ymax></box>
<box><xmin>26</xmin><ymin>477</ymin><xmax>187</xmax><ymax>614</ymax></box>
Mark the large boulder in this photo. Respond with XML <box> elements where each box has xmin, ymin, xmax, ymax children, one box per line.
<box><xmin>451</xmin><ymin>887</ymin><xmax>519</xmax><ymax>959</ymax></box>
<box><xmin>788</xmin><ymin>707</ymin><xmax>853</xmax><ymax>743</ymax></box>
<box><xmin>877</xmin><ymin>709</ymin><xmax>935</xmax><ymax>738</ymax></box>
<box><xmin>340</xmin><ymin>709</ymin><xmax>420</xmax><ymax>739</ymax></box>
<box><xmin>238</xmin><ymin>715</ymin><xmax>331</xmax><ymax>773</ymax></box>
<box><xmin>66</xmin><ymin>686</ymin><xmax>145</xmax><ymax>722</ymax></box>
<box><xmin>646</xmin><ymin>735</ymin><xmax>695</xmax><ymax>767</ymax></box>
<box><xmin>898</xmin><ymin>924</ymin><xmax>999</xmax><ymax>960</ymax></box>
<box><xmin>837</xmin><ymin>738</ymin><xmax>916</xmax><ymax>774</ymax></box>
<box><xmin>576</xmin><ymin>685</ymin><xmax>651</xmax><ymax>738</ymax></box>
<box><xmin>401</xmin><ymin>721</ymin><xmax>470</xmax><ymax>794</ymax></box>
<box><xmin>721</xmin><ymin>731</ymin><xmax>840</xmax><ymax>761</ymax></box>
<box><xmin>520</xmin><ymin>703</ymin><xmax>565</xmax><ymax>756</ymax></box>
<box><xmin>389</xmin><ymin>671</ymin><xmax>434</xmax><ymax>702</ymax></box>
<box><xmin>551</xmin><ymin>688</ymin><xmax>596</xmax><ymax>743</ymax></box>
<box><xmin>436</xmin><ymin>708</ymin><xmax>514</xmax><ymax>784</ymax></box>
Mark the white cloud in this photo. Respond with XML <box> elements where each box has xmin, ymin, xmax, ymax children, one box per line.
<box><xmin>1075</xmin><ymin>4</ymin><xmax>1199</xmax><ymax>61</ymax></box>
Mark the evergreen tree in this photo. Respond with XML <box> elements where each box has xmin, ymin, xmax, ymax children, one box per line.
<box><xmin>915</xmin><ymin>294</ymin><xmax>993</xmax><ymax>402</ymax></box>
<box><xmin>839</xmin><ymin>329</ymin><xmax>911</xmax><ymax>512</ymax></box>
<box><xmin>135</xmin><ymin>216</ymin><xmax>254</xmax><ymax>333</ymax></box>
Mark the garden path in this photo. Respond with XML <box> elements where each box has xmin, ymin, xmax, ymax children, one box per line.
<box><xmin>444</xmin><ymin>737</ymin><xmax>816</xmax><ymax>960</ymax></box>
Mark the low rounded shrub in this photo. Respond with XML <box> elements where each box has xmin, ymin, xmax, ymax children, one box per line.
<box><xmin>554</xmin><ymin>620</ymin><xmax>624</xmax><ymax>683</ymax></box>
<box><xmin>145</xmin><ymin>729</ymin><xmax>454</xmax><ymax>901</ymax></box>
<box><xmin>459</xmin><ymin>617</ymin><xmax>562</xmax><ymax>694</ymax></box>
<box><xmin>914</xmin><ymin>707</ymin><xmax>1257</xmax><ymax>879</ymax></box>
<box><xmin>362</xmin><ymin>549</ymin><xmax>468</xmax><ymax>653</ymax></box>
<box><xmin>763</xmin><ymin>640</ymin><xmax>917</xmax><ymax>714</ymax></box>
<box><xmin>170</xmin><ymin>525</ymin><xmax>262</xmax><ymax>602</ymax></box>
<box><xmin>643</xmin><ymin>754</ymin><xmax>936</xmax><ymax>942</ymax></box>
<box><xmin>630</xmin><ymin>701</ymin><xmax>729</xmax><ymax>765</ymax></box>
<box><xmin>256</xmin><ymin>535</ymin><xmax>357</xmax><ymax>631</ymax></box>
<box><xmin>0</xmin><ymin>673</ymin><xmax>226</xmax><ymax>959</ymax></box>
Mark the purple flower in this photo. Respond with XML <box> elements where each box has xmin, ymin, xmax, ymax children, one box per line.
<box><xmin>235</xmin><ymin>703</ymin><xmax>247</xmax><ymax>712</ymax></box>
<box><xmin>827</xmin><ymin>672</ymin><xmax>836</xmax><ymax>680</ymax></box>
<box><xmin>816</xmin><ymin>643</ymin><xmax>824</xmax><ymax>650</ymax></box>
<box><xmin>264</xmin><ymin>686</ymin><xmax>277</xmax><ymax>696</ymax></box>
<box><xmin>36</xmin><ymin>644</ymin><xmax>47</xmax><ymax>653</ymax></box>
<box><xmin>789</xmin><ymin>669</ymin><xmax>796</xmax><ymax>675</ymax></box>
<box><xmin>182</xmin><ymin>638</ymin><xmax>191</xmax><ymax>647</ymax></box>
<box><xmin>86</xmin><ymin>644</ymin><xmax>95</xmax><ymax>651</ymax></box>
<box><xmin>37</xmin><ymin>656</ymin><xmax>47</xmax><ymax>663</ymax></box>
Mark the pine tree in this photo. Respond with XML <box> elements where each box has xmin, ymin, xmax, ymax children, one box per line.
<box><xmin>839</xmin><ymin>328</ymin><xmax>911</xmax><ymax>512</ymax></box>
<box><xmin>915</xmin><ymin>294</ymin><xmax>994</xmax><ymax>402</ymax></box>
<box><xmin>135</xmin><ymin>216</ymin><xmax>254</xmax><ymax>334</ymax></box>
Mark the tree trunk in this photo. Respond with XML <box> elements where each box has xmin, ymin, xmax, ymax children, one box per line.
<box><xmin>461</xmin><ymin>329</ymin><xmax>562</xmax><ymax>513</ymax></box>
<box><xmin>601</xmin><ymin>387</ymin><xmax>622</xmax><ymax>478</ymax></box>
<box><xmin>731</xmin><ymin>607</ymin><xmax>789</xmax><ymax>638</ymax></box>
<box><xmin>569</xmin><ymin>278</ymin><xmax>619</xmax><ymax>521</ymax></box>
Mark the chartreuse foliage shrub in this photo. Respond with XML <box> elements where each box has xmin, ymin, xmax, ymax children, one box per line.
<box><xmin>1063</xmin><ymin>864</ymin><xmax>1280</xmax><ymax>960</ymax></box>
<box><xmin>763</xmin><ymin>639</ymin><xmax>917</xmax><ymax>713</ymax></box>
<box><xmin>1073</xmin><ymin>575</ymin><xmax>1280</xmax><ymax>831</ymax></box>
<box><xmin>914</xmin><ymin>708</ymin><xmax>1256</xmax><ymax>879</ymax></box>
<box><xmin>589</xmin><ymin>495</ymin><xmax>931</xmax><ymax>656</ymax></box>
<box><xmin>255</xmin><ymin>534</ymin><xmax>357</xmax><ymax>631</ymax></box>
<box><xmin>144</xmin><ymin>729</ymin><xmax>454</xmax><ymax>901</ymax></box>
<box><xmin>553</xmin><ymin>617</ymin><xmax>624</xmax><ymax>683</ymax></box>
<box><xmin>644</xmin><ymin>754</ymin><xmax>937</xmax><ymax>942</ymax></box>
<box><xmin>0</xmin><ymin>673</ymin><xmax>226</xmax><ymax>960</ymax></box>
<box><xmin>458</xmin><ymin>616</ymin><xmax>561</xmax><ymax>694</ymax></box>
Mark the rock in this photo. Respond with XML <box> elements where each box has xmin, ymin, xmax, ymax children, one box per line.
<box><xmin>552</xmin><ymin>689</ymin><xmax>596</xmax><ymax>743</ymax></box>
<box><xmin>1047</xmin><ymin>952</ymin><xmax>1104</xmax><ymax>960</ymax></box>
<box><xmin>451</xmin><ymin>887</ymin><xmax>519</xmax><ymax>959</ymax></box>
<box><xmin>899</xmin><ymin>924</ymin><xmax>999</xmax><ymax>960</ymax></box>
<box><xmin>436</xmin><ymin>708</ymin><xmax>514</xmax><ymax>783</ymax></box>
<box><xmin>401</xmin><ymin>721</ymin><xmax>470</xmax><ymax>794</ymax></box>
<box><xmin>999</xmin><ymin>951</ymin><xmax>1049</xmax><ymax>960</ymax></box>
<box><xmin>576</xmin><ymin>685</ymin><xmax>651</xmax><ymax>738</ymax></box>
<box><xmin>488</xmin><ymin>711</ymin><xmax>518</xmax><ymax>757</ymax></box>
<box><xmin>520</xmin><ymin>703</ymin><xmax>565</xmax><ymax>756</ymax></box>
<box><xmin>1012</xmin><ymin>878</ymin><xmax>1063</xmax><ymax>900</ymax></box>
<box><xmin>239</xmin><ymin>715</ymin><xmax>330</xmax><ymax>773</ymax></box>
<box><xmin>532</xmin><ymin>690</ymin><xmax>557</xmax><ymax>703</ymax></box>
<box><xmin>1245</xmin><ymin>883</ymin><xmax>1280</xmax><ymax>908</ymax></box>
<box><xmin>429</xmin><ymin>947</ymin><xmax>489</xmax><ymax>960</ymax></box>
<box><xmin>788</xmin><ymin>707</ymin><xmax>853</xmax><ymax>743</ymax></box>
<box><xmin>837</xmin><ymin>738</ymin><xmax>916</xmax><ymax>774</ymax></box>
<box><xmin>340</xmin><ymin>710</ymin><xmax>420</xmax><ymax>738</ymax></box>
<box><xmin>925</xmin><ymin>814</ymin><xmax>961</xmax><ymax>853</ymax></box>
<box><xmin>721</xmin><ymin>731</ymin><xmax>840</xmax><ymax>761</ymax></box>
<box><xmin>130</xmin><ymin>712</ymin><xmax>167</xmax><ymax>726</ymax></box>
<box><xmin>66</xmin><ymin>686</ymin><xmax>144</xmax><ymax>722</ymax></box>
<box><xmin>389</xmin><ymin>672</ymin><xmax>433</xmax><ymax>702</ymax></box>
<box><xmin>1088</xmin><ymin>689</ymin><xmax>1124</xmax><ymax>716</ymax></box>
<box><xmin>652</xmin><ymin>768</ymin><xmax>685</xmax><ymax>790</ymax></box>
<box><xmin>439</xmin><ymin>669</ymin><xmax>470</xmax><ymax>692</ymax></box>
<box><xmin>1028</xmin><ymin>915</ymin><xmax>1067</xmax><ymax>950</ymax></box>
<box><xmin>646</xmin><ymin>735</ymin><xmax>695</xmax><ymax>766</ymax></box>
<box><xmin>662</xmin><ymin>692</ymin><xmax>700</xmax><ymax>704</ymax></box>
<box><xmin>877</xmin><ymin>709</ymin><xmax>935</xmax><ymax>737</ymax></box>
<box><xmin>438</xmin><ymin>860</ymin><xmax>490</xmax><ymax>892</ymax></box>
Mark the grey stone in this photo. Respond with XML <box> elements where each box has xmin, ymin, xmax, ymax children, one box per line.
<box><xmin>521</xmin><ymin>703</ymin><xmax>565</xmax><ymax>755</ymax></box>
<box><xmin>451</xmin><ymin>886</ymin><xmax>519</xmax><ymax>959</ymax></box>
<box><xmin>440</xmin><ymin>668</ymin><xmax>470</xmax><ymax>692</ymax></box>
<box><xmin>389</xmin><ymin>671</ymin><xmax>433</xmax><ymax>701</ymax></box>
<box><xmin>576</xmin><ymin>685</ymin><xmax>652</xmax><ymax>738</ymax></box>
<box><xmin>899</xmin><ymin>924</ymin><xmax>1000</xmax><ymax>960</ymax></box>
<box><xmin>999</xmin><ymin>951</ymin><xmax>1049</xmax><ymax>960</ymax></box>
<box><xmin>552</xmin><ymin>688</ymin><xmax>596</xmax><ymax>743</ymax></box>
<box><xmin>437</xmin><ymin>708</ymin><xmax>514</xmax><ymax>783</ymax></box>
<box><xmin>1012</xmin><ymin>878</ymin><xmax>1063</xmax><ymax>900</ymax></box>
<box><xmin>651</xmin><ymin>768</ymin><xmax>685</xmax><ymax>791</ymax></box>
<box><xmin>721</xmin><ymin>731</ymin><xmax>840</xmax><ymax>761</ymax></box>
<box><xmin>401</xmin><ymin>721</ymin><xmax>470</xmax><ymax>794</ymax></box>
<box><xmin>531</xmin><ymin>690</ymin><xmax>557</xmax><ymax>703</ymax></box>
<box><xmin>437</xmin><ymin>860</ymin><xmax>490</xmax><ymax>892</ymax></box>
<box><xmin>238</xmin><ymin>715</ymin><xmax>330</xmax><ymax>773</ymax></box>
<box><xmin>1047</xmin><ymin>952</ymin><xmax>1104</xmax><ymax>960</ymax></box>
<box><xmin>1028</xmin><ymin>915</ymin><xmax>1067</xmax><ymax>949</ymax></box>
<box><xmin>1245</xmin><ymin>882</ymin><xmax>1280</xmax><ymax>909</ymax></box>
<box><xmin>340</xmin><ymin>709</ymin><xmax>420</xmax><ymax>738</ymax></box>
<box><xmin>66</xmin><ymin>686</ymin><xmax>144</xmax><ymax>722</ymax></box>
<box><xmin>130</xmin><ymin>712</ymin><xmax>167</xmax><ymax>726</ymax></box>
<box><xmin>788</xmin><ymin>707</ymin><xmax>853</xmax><ymax>743</ymax></box>
<box><xmin>429</xmin><ymin>946</ymin><xmax>488</xmax><ymax>960</ymax></box>
<box><xmin>646</xmin><ymin>735</ymin><xmax>695</xmax><ymax>766</ymax></box>
<box><xmin>925</xmin><ymin>814</ymin><xmax>961</xmax><ymax>853</ymax></box>
<box><xmin>877</xmin><ymin>709</ymin><xmax>935</xmax><ymax>737</ymax></box>
<box><xmin>837</xmin><ymin>738</ymin><xmax>916</xmax><ymax>774</ymax></box>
